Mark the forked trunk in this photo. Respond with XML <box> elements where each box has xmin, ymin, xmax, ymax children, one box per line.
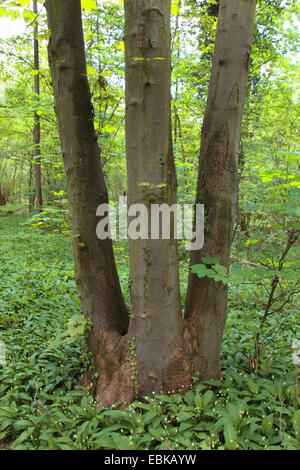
<box><xmin>45</xmin><ymin>0</ymin><xmax>256</xmax><ymax>407</ymax></box>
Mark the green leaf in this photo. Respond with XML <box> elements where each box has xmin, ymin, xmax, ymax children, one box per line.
<box><xmin>245</xmin><ymin>377</ymin><xmax>259</xmax><ymax>394</ymax></box>
<box><xmin>191</xmin><ymin>264</ymin><xmax>214</xmax><ymax>278</ymax></box>
<box><xmin>292</xmin><ymin>410</ymin><xmax>300</xmax><ymax>427</ymax></box>
<box><xmin>111</xmin><ymin>432</ymin><xmax>132</xmax><ymax>450</ymax></box>
<box><xmin>81</xmin><ymin>0</ymin><xmax>97</xmax><ymax>12</ymax></box>
<box><xmin>0</xmin><ymin>7</ymin><xmax>8</xmax><ymax>17</ymax></box>
<box><xmin>223</xmin><ymin>422</ymin><xmax>238</xmax><ymax>450</ymax></box>
<box><xmin>261</xmin><ymin>415</ymin><xmax>274</xmax><ymax>436</ymax></box>
<box><xmin>202</xmin><ymin>390</ymin><xmax>214</xmax><ymax>410</ymax></box>
<box><xmin>171</xmin><ymin>0</ymin><xmax>180</xmax><ymax>16</ymax></box>
<box><xmin>22</xmin><ymin>9</ymin><xmax>36</xmax><ymax>23</ymax></box>
<box><xmin>201</xmin><ymin>254</ymin><xmax>220</xmax><ymax>265</ymax></box>
<box><xmin>195</xmin><ymin>394</ymin><xmax>203</xmax><ymax>411</ymax></box>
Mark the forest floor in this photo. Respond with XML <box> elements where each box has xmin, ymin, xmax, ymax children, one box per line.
<box><xmin>0</xmin><ymin>209</ymin><xmax>299</xmax><ymax>450</ymax></box>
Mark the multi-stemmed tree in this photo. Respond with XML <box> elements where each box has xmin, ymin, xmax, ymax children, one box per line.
<box><xmin>45</xmin><ymin>0</ymin><xmax>256</xmax><ymax>406</ymax></box>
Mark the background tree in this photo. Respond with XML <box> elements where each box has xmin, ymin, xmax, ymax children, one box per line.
<box><xmin>33</xmin><ymin>0</ymin><xmax>42</xmax><ymax>212</ymax></box>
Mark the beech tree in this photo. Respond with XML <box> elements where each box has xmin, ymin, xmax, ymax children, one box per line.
<box><xmin>124</xmin><ymin>0</ymin><xmax>182</xmax><ymax>398</ymax></box>
<box><xmin>45</xmin><ymin>0</ymin><xmax>257</xmax><ymax>406</ymax></box>
<box><xmin>185</xmin><ymin>0</ymin><xmax>257</xmax><ymax>380</ymax></box>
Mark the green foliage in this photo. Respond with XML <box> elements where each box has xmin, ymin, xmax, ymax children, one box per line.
<box><xmin>81</xmin><ymin>0</ymin><xmax>97</xmax><ymax>13</ymax></box>
<box><xmin>191</xmin><ymin>256</ymin><xmax>228</xmax><ymax>285</ymax></box>
<box><xmin>25</xmin><ymin>205</ymin><xmax>70</xmax><ymax>234</ymax></box>
<box><xmin>0</xmin><ymin>213</ymin><xmax>298</xmax><ymax>450</ymax></box>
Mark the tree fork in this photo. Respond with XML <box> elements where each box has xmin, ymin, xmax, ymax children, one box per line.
<box><xmin>45</xmin><ymin>0</ymin><xmax>257</xmax><ymax>407</ymax></box>
<box><xmin>185</xmin><ymin>0</ymin><xmax>257</xmax><ymax>380</ymax></box>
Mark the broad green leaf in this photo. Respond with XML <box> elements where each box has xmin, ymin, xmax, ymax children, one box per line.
<box><xmin>261</xmin><ymin>415</ymin><xmax>274</xmax><ymax>436</ymax></box>
<box><xmin>224</xmin><ymin>422</ymin><xmax>238</xmax><ymax>450</ymax></box>
<box><xmin>111</xmin><ymin>432</ymin><xmax>132</xmax><ymax>450</ymax></box>
<box><xmin>202</xmin><ymin>254</ymin><xmax>220</xmax><ymax>265</ymax></box>
<box><xmin>171</xmin><ymin>0</ymin><xmax>180</xmax><ymax>16</ymax></box>
<box><xmin>22</xmin><ymin>9</ymin><xmax>36</xmax><ymax>23</ymax></box>
<box><xmin>246</xmin><ymin>377</ymin><xmax>259</xmax><ymax>394</ymax></box>
<box><xmin>292</xmin><ymin>410</ymin><xmax>300</xmax><ymax>427</ymax></box>
<box><xmin>81</xmin><ymin>0</ymin><xmax>97</xmax><ymax>12</ymax></box>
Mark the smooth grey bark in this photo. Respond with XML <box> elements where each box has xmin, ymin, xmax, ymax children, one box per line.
<box><xmin>45</xmin><ymin>0</ymin><xmax>132</xmax><ymax>405</ymax></box>
<box><xmin>33</xmin><ymin>0</ymin><xmax>42</xmax><ymax>213</ymax></box>
<box><xmin>124</xmin><ymin>0</ymin><xmax>182</xmax><ymax>396</ymax></box>
<box><xmin>185</xmin><ymin>0</ymin><xmax>257</xmax><ymax>379</ymax></box>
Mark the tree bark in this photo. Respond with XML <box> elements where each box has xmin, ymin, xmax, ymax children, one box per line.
<box><xmin>0</xmin><ymin>186</ymin><xmax>6</xmax><ymax>206</ymax></box>
<box><xmin>28</xmin><ymin>160</ymin><xmax>35</xmax><ymax>212</ymax></box>
<box><xmin>45</xmin><ymin>0</ymin><xmax>132</xmax><ymax>406</ymax></box>
<box><xmin>185</xmin><ymin>0</ymin><xmax>257</xmax><ymax>380</ymax></box>
<box><xmin>124</xmin><ymin>0</ymin><xmax>182</xmax><ymax>397</ymax></box>
<box><xmin>33</xmin><ymin>0</ymin><xmax>43</xmax><ymax>213</ymax></box>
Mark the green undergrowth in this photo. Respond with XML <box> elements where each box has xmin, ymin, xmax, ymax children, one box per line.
<box><xmin>0</xmin><ymin>212</ymin><xmax>299</xmax><ymax>450</ymax></box>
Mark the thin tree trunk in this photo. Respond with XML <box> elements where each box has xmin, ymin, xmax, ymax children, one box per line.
<box><xmin>19</xmin><ymin>163</ymin><xmax>23</xmax><ymax>204</ymax></box>
<box><xmin>7</xmin><ymin>163</ymin><xmax>17</xmax><ymax>203</ymax></box>
<box><xmin>33</xmin><ymin>0</ymin><xmax>43</xmax><ymax>213</ymax></box>
<box><xmin>185</xmin><ymin>0</ymin><xmax>257</xmax><ymax>380</ymax></box>
<box><xmin>124</xmin><ymin>0</ymin><xmax>182</xmax><ymax>397</ymax></box>
<box><xmin>0</xmin><ymin>161</ymin><xmax>7</xmax><ymax>205</ymax></box>
<box><xmin>0</xmin><ymin>186</ymin><xmax>6</xmax><ymax>206</ymax></box>
<box><xmin>45</xmin><ymin>0</ymin><xmax>132</xmax><ymax>406</ymax></box>
<box><xmin>28</xmin><ymin>159</ymin><xmax>35</xmax><ymax>211</ymax></box>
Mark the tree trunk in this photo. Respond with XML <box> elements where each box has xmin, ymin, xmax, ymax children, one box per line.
<box><xmin>0</xmin><ymin>186</ymin><xmax>6</xmax><ymax>206</ymax></box>
<box><xmin>33</xmin><ymin>0</ymin><xmax>43</xmax><ymax>213</ymax></box>
<box><xmin>45</xmin><ymin>0</ymin><xmax>133</xmax><ymax>406</ymax></box>
<box><xmin>124</xmin><ymin>0</ymin><xmax>182</xmax><ymax>397</ymax></box>
<box><xmin>28</xmin><ymin>160</ymin><xmax>35</xmax><ymax>212</ymax></box>
<box><xmin>45</xmin><ymin>0</ymin><xmax>256</xmax><ymax>407</ymax></box>
<box><xmin>185</xmin><ymin>0</ymin><xmax>257</xmax><ymax>380</ymax></box>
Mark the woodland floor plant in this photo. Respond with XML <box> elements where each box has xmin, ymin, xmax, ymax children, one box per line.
<box><xmin>0</xmin><ymin>212</ymin><xmax>298</xmax><ymax>450</ymax></box>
